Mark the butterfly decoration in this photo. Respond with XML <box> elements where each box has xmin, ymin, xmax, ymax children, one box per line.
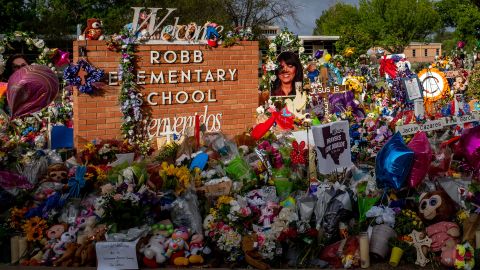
<box><xmin>290</xmin><ymin>140</ymin><xmax>307</xmax><ymax>165</ymax></box>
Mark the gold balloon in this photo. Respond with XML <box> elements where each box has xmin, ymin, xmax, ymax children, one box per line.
<box><xmin>324</xmin><ymin>53</ymin><xmax>332</xmax><ymax>62</ymax></box>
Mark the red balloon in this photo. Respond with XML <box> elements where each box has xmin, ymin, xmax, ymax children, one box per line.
<box><xmin>7</xmin><ymin>65</ymin><xmax>59</xmax><ymax>119</ymax></box>
<box><xmin>251</xmin><ymin>116</ymin><xmax>275</xmax><ymax>140</ymax></box>
<box><xmin>407</xmin><ymin>132</ymin><xmax>432</xmax><ymax>188</ymax></box>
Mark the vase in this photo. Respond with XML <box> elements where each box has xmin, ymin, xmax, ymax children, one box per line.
<box><xmin>370</xmin><ymin>224</ymin><xmax>396</xmax><ymax>259</ymax></box>
<box><xmin>389</xmin><ymin>247</ymin><xmax>404</xmax><ymax>267</ymax></box>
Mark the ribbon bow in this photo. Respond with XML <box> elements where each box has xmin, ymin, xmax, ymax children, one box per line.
<box><xmin>68</xmin><ymin>166</ymin><xmax>86</xmax><ymax>198</ymax></box>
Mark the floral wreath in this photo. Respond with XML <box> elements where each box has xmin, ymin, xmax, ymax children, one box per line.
<box><xmin>0</xmin><ymin>31</ymin><xmax>52</xmax><ymax>76</ymax></box>
<box><xmin>260</xmin><ymin>29</ymin><xmax>308</xmax><ymax>92</ymax></box>
<box><xmin>110</xmin><ymin>30</ymin><xmax>151</xmax><ymax>156</ymax></box>
<box><xmin>63</xmin><ymin>59</ymin><xmax>104</xmax><ymax>94</ymax></box>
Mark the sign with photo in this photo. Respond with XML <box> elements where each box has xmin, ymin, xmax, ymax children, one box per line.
<box><xmin>403</xmin><ymin>76</ymin><xmax>423</xmax><ymax>101</ymax></box>
<box><xmin>312</xmin><ymin>120</ymin><xmax>352</xmax><ymax>174</ymax></box>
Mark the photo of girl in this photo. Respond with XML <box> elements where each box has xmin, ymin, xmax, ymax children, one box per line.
<box><xmin>270</xmin><ymin>51</ymin><xmax>303</xmax><ymax>97</ymax></box>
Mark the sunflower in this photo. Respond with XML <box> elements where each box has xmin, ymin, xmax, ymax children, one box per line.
<box><xmin>9</xmin><ymin>207</ymin><xmax>27</xmax><ymax>230</ymax></box>
<box><xmin>22</xmin><ymin>217</ymin><xmax>47</xmax><ymax>242</ymax></box>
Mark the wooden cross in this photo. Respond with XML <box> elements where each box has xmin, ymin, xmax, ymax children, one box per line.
<box><xmin>409</xmin><ymin>230</ymin><xmax>432</xmax><ymax>267</ymax></box>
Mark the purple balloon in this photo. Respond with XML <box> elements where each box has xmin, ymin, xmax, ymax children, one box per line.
<box><xmin>315</xmin><ymin>50</ymin><xmax>324</xmax><ymax>59</ymax></box>
<box><xmin>457</xmin><ymin>126</ymin><xmax>480</xmax><ymax>169</ymax></box>
<box><xmin>7</xmin><ymin>65</ymin><xmax>59</xmax><ymax>119</ymax></box>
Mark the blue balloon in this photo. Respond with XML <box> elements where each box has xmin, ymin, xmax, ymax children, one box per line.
<box><xmin>375</xmin><ymin>132</ymin><xmax>414</xmax><ymax>190</ymax></box>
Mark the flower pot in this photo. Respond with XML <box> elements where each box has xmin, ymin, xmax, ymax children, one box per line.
<box><xmin>389</xmin><ymin>247</ymin><xmax>404</xmax><ymax>267</ymax></box>
<box><xmin>370</xmin><ymin>224</ymin><xmax>396</xmax><ymax>259</ymax></box>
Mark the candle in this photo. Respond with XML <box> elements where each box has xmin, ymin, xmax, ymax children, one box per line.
<box><xmin>359</xmin><ymin>232</ymin><xmax>370</xmax><ymax>268</ymax></box>
<box><xmin>475</xmin><ymin>230</ymin><xmax>480</xmax><ymax>249</ymax></box>
<box><xmin>18</xmin><ymin>237</ymin><xmax>27</xmax><ymax>260</ymax></box>
<box><xmin>10</xmin><ymin>236</ymin><xmax>19</xmax><ymax>264</ymax></box>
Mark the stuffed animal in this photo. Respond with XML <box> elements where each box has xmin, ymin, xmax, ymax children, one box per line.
<box><xmin>75</xmin><ymin>210</ymin><xmax>97</xmax><ymax>244</ymax></box>
<box><xmin>79</xmin><ymin>18</ymin><xmax>104</xmax><ymax>40</ymax></box>
<box><xmin>35</xmin><ymin>164</ymin><xmax>69</xmax><ymax>200</ymax></box>
<box><xmin>205</xmin><ymin>22</ymin><xmax>220</xmax><ymax>47</ymax></box>
<box><xmin>53</xmin><ymin>242</ymin><xmax>79</xmax><ymax>267</ymax></box>
<box><xmin>165</xmin><ymin>227</ymin><xmax>189</xmax><ymax>257</ymax></box>
<box><xmin>53</xmin><ymin>227</ymin><xmax>78</xmax><ymax>258</ymax></box>
<box><xmin>73</xmin><ymin>224</ymin><xmax>107</xmax><ymax>267</ymax></box>
<box><xmin>242</xmin><ymin>233</ymin><xmax>270</xmax><ymax>270</ymax></box>
<box><xmin>141</xmin><ymin>234</ymin><xmax>167</xmax><ymax>266</ymax></box>
<box><xmin>307</xmin><ymin>63</ymin><xmax>320</xmax><ymax>82</ymax></box>
<box><xmin>426</xmin><ymin>221</ymin><xmax>460</xmax><ymax>267</ymax></box>
<box><xmin>188</xmin><ymin>233</ymin><xmax>204</xmax><ymax>264</ymax></box>
<box><xmin>418</xmin><ymin>190</ymin><xmax>456</xmax><ymax>224</ymax></box>
<box><xmin>42</xmin><ymin>224</ymin><xmax>67</xmax><ymax>263</ymax></box>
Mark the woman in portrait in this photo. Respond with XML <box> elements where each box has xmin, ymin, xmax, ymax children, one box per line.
<box><xmin>270</xmin><ymin>51</ymin><xmax>303</xmax><ymax>96</ymax></box>
<box><xmin>2</xmin><ymin>54</ymin><xmax>30</xmax><ymax>81</ymax></box>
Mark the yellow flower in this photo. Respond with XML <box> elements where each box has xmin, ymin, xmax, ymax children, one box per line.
<box><xmin>22</xmin><ymin>217</ymin><xmax>47</xmax><ymax>242</ymax></box>
<box><xmin>84</xmin><ymin>143</ymin><xmax>95</xmax><ymax>152</ymax></box>
<box><xmin>413</xmin><ymin>221</ymin><xmax>417</xmax><ymax>226</ymax></box>
<box><xmin>217</xmin><ymin>196</ymin><xmax>233</xmax><ymax>207</ymax></box>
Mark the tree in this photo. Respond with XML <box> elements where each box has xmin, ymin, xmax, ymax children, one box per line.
<box><xmin>359</xmin><ymin>0</ymin><xmax>441</xmax><ymax>53</ymax></box>
<box><xmin>221</xmin><ymin>0</ymin><xmax>298</xmax><ymax>29</ymax></box>
<box><xmin>313</xmin><ymin>3</ymin><xmax>361</xmax><ymax>36</ymax></box>
<box><xmin>0</xmin><ymin>0</ymin><xmax>37</xmax><ymax>33</ymax></box>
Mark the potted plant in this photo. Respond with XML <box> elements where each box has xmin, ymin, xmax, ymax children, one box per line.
<box><xmin>388</xmin><ymin>237</ymin><xmax>411</xmax><ymax>267</ymax></box>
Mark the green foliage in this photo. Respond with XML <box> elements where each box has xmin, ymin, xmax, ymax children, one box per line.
<box><xmin>314</xmin><ymin>0</ymin><xmax>441</xmax><ymax>55</ymax></box>
<box><xmin>436</xmin><ymin>0</ymin><xmax>480</xmax><ymax>52</ymax></box>
<box><xmin>359</xmin><ymin>0</ymin><xmax>441</xmax><ymax>53</ymax></box>
<box><xmin>313</xmin><ymin>3</ymin><xmax>361</xmax><ymax>36</ymax></box>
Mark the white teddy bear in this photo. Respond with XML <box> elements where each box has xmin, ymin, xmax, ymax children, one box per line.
<box><xmin>142</xmin><ymin>234</ymin><xmax>167</xmax><ymax>264</ymax></box>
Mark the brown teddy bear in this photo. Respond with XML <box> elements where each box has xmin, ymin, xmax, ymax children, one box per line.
<box><xmin>79</xmin><ymin>18</ymin><xmax>104</xmax><ymax>40</ymax></box>
<box><xmin>242</xmin><ymin>233</ymin><xmax>270</xmax><ymax>270</ymax></box>
<box><xmin>54</xmin><ymin>242</ymin><xmax>80</xmax><ymax>267</ymax></box>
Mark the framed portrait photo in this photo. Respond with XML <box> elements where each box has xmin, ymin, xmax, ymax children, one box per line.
<box><xmin>402</xmin><ymin>76</ymin><xmax>423</xmax><ymax>101</ymax></box>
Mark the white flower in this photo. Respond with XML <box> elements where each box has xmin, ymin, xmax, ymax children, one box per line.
<box><xmin>265</xmin><ymin>60</ymin><xmax>277</xmax><ymax>71</ymax></box>
<box><xmin>269</xmin><ymin>43</ymin><xmax>276</xmax><ymax>52</ymax></box>
<box><xmin>270</xmin><ymin>75</ymin><xmax>276</xmax><ymax>82</ymax></box>
<box><xmin>25</xmin><ymin>38</ymin><xmax>32</xmax><ymax>45</ymax></box>
<box><xmin>0</xmin><ymin>46</ymin><xmax>4</xmax><ymax>54</ymax></box>
<box><xmin>299</xmin><ymin>47</ymin><xmax>305</xmax><ymax>54</ymax></box>
<box><xmin>122</xmin><ymin>167</ymin><xmax>135</xmax><ymax>183</ymax></box>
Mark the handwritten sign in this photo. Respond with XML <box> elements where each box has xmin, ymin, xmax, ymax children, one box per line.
<box><xmin>313</xmin><ymin>120</ymin><xmax>352</xmax><ymax>174</ymax></box>
<box><xmin>396</xmin><ymin>112</ymin><xmax>480</xmax><ymax>135</ymax></box>
<box><xmin>310</xmin><ymin>84</ymin><xmax>347</xmax><ymax>97</ymax></box>
<box><xmin>96</xmin><ymin>241</ymin><xmax>139</xmax><ymax>270</ymax></box>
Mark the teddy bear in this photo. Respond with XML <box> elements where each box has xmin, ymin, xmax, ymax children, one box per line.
<box><xmin>242</xmin><ymin>233</ymin><xmax>270</xmax><ymax>270</ymax></box>
<box><xmin>75</xmin><ymin>210</ymin><xmax>97</xmax><ymax>245</ymax></box>
<box><xmin>53</xmin><ymin>227</ymin><xmax>78</xmax><ymax>259</ymax></box>
<box><xmin>73</xmin><ymin>224</ymin><xmax>107</xmax><ymax>267</ymax></box>
<box><xmin>79</xmin><ymin>18</ymin><xmax>104</xmax><ymax>40</ymax></box>
<box><xmin>53</xmin><ymin>242</ymin><xmax>79</xmax><ymax>267</ymax></box>
<box><xmin>141</xmin><ymin>234</ymin><xmax>167</xmax><ymax>267</ymax></box>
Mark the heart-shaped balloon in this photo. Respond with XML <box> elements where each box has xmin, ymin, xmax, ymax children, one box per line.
<box><xmin>376</xmin><ymin>132</ymin><xmax>414</xmax><ymax>190</ymax></box>
<box><xmin>315</xmin><ymin>50</ymin><xmax>324</xmax><ymax>59</ymax></box>
<box><xmin>7</xmin><ymin>65</ymin><xmax>59</xmax><ymax>119</ymax></box>
<box><xmin>407</xmin><ymin>132</ymin><xmax>432</xmax><ymax>188</ymax></box>
<box><xmin>456</xmin><ymin>125</ymin><xmax>480</xmax><ymax>169</ymax></box>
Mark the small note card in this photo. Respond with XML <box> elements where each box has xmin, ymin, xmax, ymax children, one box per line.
<box><xmin>96</xmin><ymin>241</ymin><xmax>138</xmax><ymax>270</ymax></box>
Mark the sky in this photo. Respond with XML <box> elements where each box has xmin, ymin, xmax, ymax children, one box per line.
<box><xmin>283</xmin><ymin>0</ymin><xmax>359</xmax><ymax>35</ymax></box>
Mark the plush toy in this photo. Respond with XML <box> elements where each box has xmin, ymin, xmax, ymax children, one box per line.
<box><xmin>79</xmin><ymin>18</ymin><xmax>105</xmax><ymax>40</ymax></box>
<box><xmin>35</xmin><ymin>164</ymin><xmax>69</xmax><ymax>201</ymax></box>
<box><xmin>418</xmin><ymin>190</ymin><xmax>456</xmax><ymax>224</ymax></box>
<box><xmin>426</xmin><ymin>221</ymin><xmax>461</xmax><ymax>266</ymax></box>
<box><xmin>242</xmin><ymin>233</ymin><xmax>270</xmax><ymax>270</ymax></box>
<box><xmin>141</xmin><ymin>234</ymin><xmax>167</xmax><ymax>266</ymax></box>
<box><xmin>205</xmin><ymin>22</ymin><xmax>220</xmax><ymax>47</ymax></box>
<box><xmin>53</xmin><ymin>242</ymin><xmax>79</xmax><ymax>267</ymax></box>
<box><xmin>188</xmin><ymin>233</ymin><xmax>205</xmax><ymax>264</ymax></box>
<box><xmin>75</xmin><ymin>210</ymin><xmax>97</xmax><ymax>245</ymax></box>
<box><xmin>259</xmin><ymin>202</ymin><xmax>278</xmax><ymax>229</ymax></box>
<box><xmin>53</xmin><ymin>227</ymin><xmax>78</xmax><ymax>258</ymax></box>
<box><xmin>307</xmin><ymin>63</ymin><xmax>320</xmax><ymax>82</ymax></box>
<box><xmin>73</xmin><ymin>224</ymin><xmax>107</xmax><ymax>267</ymax></box>
<box><xmin>42</xmin><ymin>224</ymin><xmax>67</xmax><ymax>263</ymax></box>
<box><xmin>165</xmin><ymin>227</ymin><xmax>190</xmax><ymax>257</ymax></box>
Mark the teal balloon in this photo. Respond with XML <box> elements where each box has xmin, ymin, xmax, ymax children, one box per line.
<box><xmin>375</xmin><ymin>132</ymin><xmax>414</xmax><ymax>190</ymax></box>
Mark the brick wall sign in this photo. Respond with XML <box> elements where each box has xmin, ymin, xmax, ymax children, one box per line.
<box><xmin>72</xmin><ymin>40</ymin><xmax>259</xmax><ymax>148</ymax></box>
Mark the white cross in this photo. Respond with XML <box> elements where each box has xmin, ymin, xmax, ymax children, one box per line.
<box><xmin>160</xmin><ymin>124</ymin><xmax>175</xmax><ymax>143</ymax></box>
<box><xmin>409</xmin><ymin>230</ymin><xmax>432</xmax><ymax>267</ymax></box>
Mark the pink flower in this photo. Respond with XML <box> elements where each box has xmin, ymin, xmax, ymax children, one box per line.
<box><xmin>113</xmin><ymin>194</ymin><xmax>123</xmax><ymax>201</ymax></box>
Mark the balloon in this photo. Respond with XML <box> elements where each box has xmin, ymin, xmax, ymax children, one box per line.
<box><xmin>52</xmin><ymin>49</ymin><xmax>71</xmax><ymax>67</ymax></box>
<box><xmin>324</xmin><ymin>53</ymin><xmax>332</xmax><ymax>62</ymax></box>
<box><xmin>251</xmin><ymin>116</ymin><xmax>275</xmax><ymax>140</ymax></box>
<box><xmin>407</xmin><ymin>132</ymin><xmax>432</xmax><ymax>188</ymax></box>
<box><xmin>315</xmin><ymin>50</ymin><xmax>324</xmax><ymax>59</ymax></box>
<box><xmin>456</xmin><ymin>126</ymin><xmax>480</xmax><ymax>169</ymax></box>
<box><xmin>457</xmin><ymin>41</ymin><xmax>466</xmax><ymax>49</ymax></box>
<box><xmin>375</xmin><ymin>132</ymin><xmax>414</xmax><ymax>190</ymax></box>
<box><xmin>344</xmin><ymin>47</ymin><xmax>354</xmax><ymax>57</ymax></box>
<box><xmin>0</xmin><ymin>82</ymin><xmax>6</xmax><ymax>98</ymax></box>
<box><xmin>7</xmin><ymin>65</ymin><xmax>59</xmax><ymax>119</ymax></box>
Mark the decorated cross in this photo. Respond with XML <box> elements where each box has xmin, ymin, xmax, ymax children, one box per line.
<box><xmin>409</xmin><ymin>230</ymin><xmax>432</xmax><ymax>267</ymax></box>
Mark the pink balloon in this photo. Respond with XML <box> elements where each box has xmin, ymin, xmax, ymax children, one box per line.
<box><xmin>52</xmin><ymin>49</ymin><xmax>70</xmax><ymax>67</ymax></box>
<box><xmin>457</xmin><ymin>126</ymin><xmax>480</xmax><ymax>169</ymax></box>
<box><xmin>407</xmin><ymin>131</ymin><xmax>433</xmax><ymax>188</ymax></box>
<box><xmin>7</xmin><ymin>65</ymin><xmax>59</xmax><ymax>119</ymax></box>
